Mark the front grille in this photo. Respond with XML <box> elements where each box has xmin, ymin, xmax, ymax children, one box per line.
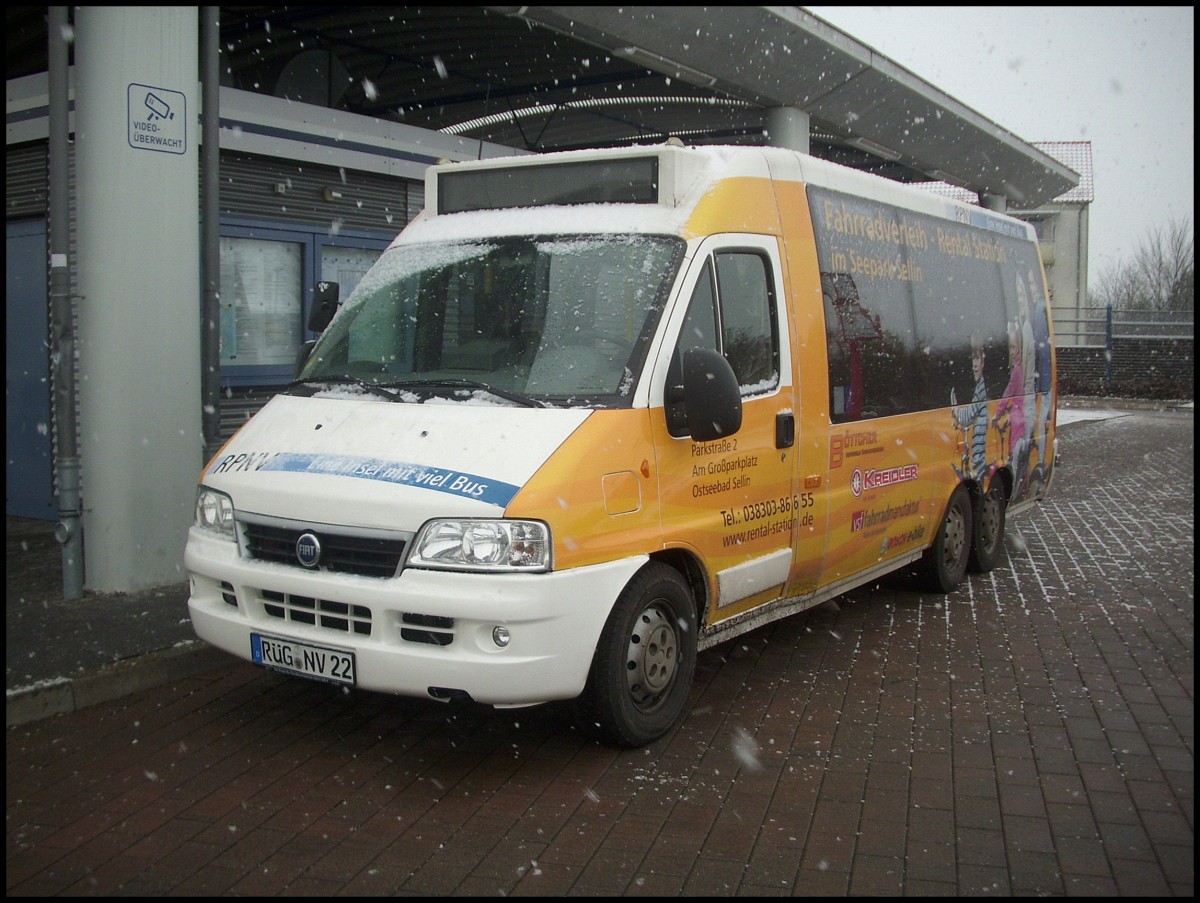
<box><xmin>241</xmin><ymin>521</ymin><xmax>406</xmax><ymax>578</ymax></box>
<box><xmin>261</xmin><ymin>589</ymin><xmax>373</xmax><ymax>636</ymax></box>
<box><xmin>401</xmin><ymin>612</ymin><xmax>455</xmax><ymax>646</ymax></box>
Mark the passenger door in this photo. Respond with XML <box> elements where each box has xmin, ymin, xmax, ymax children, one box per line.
<box><xmin>650</xmin><ymin>235</ymin><xmax>797</xmax><ymax>625</ymax></box>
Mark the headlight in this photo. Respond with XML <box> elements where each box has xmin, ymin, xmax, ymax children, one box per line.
<box><xmin>408</xmin><ymin>519</ymin><xmax>550</xmax><ymax>572</ymax></box>
<box><xmin>194</xmin><ymin>486</ymin><xmax>236</xmax><ymax>539</ymax></box>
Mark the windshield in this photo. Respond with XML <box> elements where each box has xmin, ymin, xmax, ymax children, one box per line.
<box><xmin>298</xmin><ymin>234</ymin><xmax>685</xmax><ymax>406</ymax></box>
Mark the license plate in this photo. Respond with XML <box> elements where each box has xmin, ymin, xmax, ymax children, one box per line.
<box><xmin>251</xmin><ymin>633</ymin><xmax>356</xmax><ymax>687</ymax></box>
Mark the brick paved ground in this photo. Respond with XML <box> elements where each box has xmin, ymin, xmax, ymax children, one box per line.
<box><xmin>6</xmin><ymin>408</ymin><xmax>1193</xmax><ymax>895</ymax></box>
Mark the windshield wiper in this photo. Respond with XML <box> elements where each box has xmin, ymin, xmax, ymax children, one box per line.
<box><xmin>286</xmin><ymin>375</ymin><xmax>404</xmax><ymax>402</ymax></box>
<box><xmin>384</xmin><ymin>378</ymin><xmax>545</xmax><ymax>408</ymax></box>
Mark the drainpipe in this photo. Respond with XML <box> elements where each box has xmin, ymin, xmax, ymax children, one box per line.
<box><xmin>48</xmin><ymin>6</ymin><xmax>83</xmax><ymax>599</ymax></box>
<box><xmin>201</xmin><ymin>6</ymin><xmax>222</xmax><ymax>462</ymax></box>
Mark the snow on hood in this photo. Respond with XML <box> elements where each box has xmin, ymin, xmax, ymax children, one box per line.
<box><xmin>203</xmin><ymin>394</ymin><xmax>590</xmax><ymax>529</ymax></box>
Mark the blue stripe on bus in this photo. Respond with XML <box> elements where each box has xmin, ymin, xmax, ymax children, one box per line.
<box><xmin>257</xmin><ymin>452</ymin><xmax>521</xmax><ymax>507</ymax></box>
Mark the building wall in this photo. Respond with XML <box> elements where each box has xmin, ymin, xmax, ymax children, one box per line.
<box><xmin>1044</xmin><ymin>205</ymin><xmax>1088</xmax><ymax>345</ymax></box>
<box><xmin>6</xmin><ymin>72</ymin><xmax>520</xmax><ymax>525</ymax></box>
<box><xmin>1058</xmin><ymin>338</ymin><xmax>1194</xmax><ymax>398</ymax></box>
<box><xmin>1017</xmin><ymin>203</ymin><xmax>1089</xmax><ymax>347</ymax></box>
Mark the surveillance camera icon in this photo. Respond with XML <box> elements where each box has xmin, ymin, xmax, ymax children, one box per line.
<box><xmin>145</xmin><ymin>92</ymin><xmax>174</xmax><ymax>121</ymax></box>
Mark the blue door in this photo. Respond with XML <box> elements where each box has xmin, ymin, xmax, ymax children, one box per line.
<box><xmin>6</xmin><ymin>219</ymin><xmax>55</xmax><ymax>519</ymax></box>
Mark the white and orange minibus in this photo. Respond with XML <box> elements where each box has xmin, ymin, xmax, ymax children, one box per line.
<box><xmin>186</xmin><ymin>144</ymin><xmax>1057</xmax><ymax>746</ymax></box>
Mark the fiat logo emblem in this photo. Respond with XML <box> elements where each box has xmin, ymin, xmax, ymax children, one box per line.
<box><xmin>296</xmin><ymin>532</ymin><xmax>322</xmax><ymax>568</ymax></box>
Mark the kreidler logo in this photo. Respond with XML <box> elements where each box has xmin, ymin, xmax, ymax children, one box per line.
<box><xmin>852</xmin><ymin>464</ymin><xmax>919</xmax><ymax>498</ymax></box>
<box><xmin>850</xmin><ymin>469</ymin><xmax>864</xmax><ymax>498</ymax></box>
<box><xmin>296</xmin><ymin>532</ymin><xmax>322</xmax><ymax>568</ymax></box>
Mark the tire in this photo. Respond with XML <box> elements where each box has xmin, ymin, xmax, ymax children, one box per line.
<box><xmin>575</xmin><ymin>563</ymin><xmax>697</xmax><ymax>747</ymax></box>
<box><xmin>920</xmin><ymin>485</ymin><xmax>973</xmax><ymax>593</ymax></box>
<box><xmin>1025</xmin><ymin>463</ymin><xmax>1047</xmax><ymax>498</ymax></box>
<box><xmin>969</xmin><ymin>477</ymin><xmax>1007</xmax><ymax>573</ymax></box>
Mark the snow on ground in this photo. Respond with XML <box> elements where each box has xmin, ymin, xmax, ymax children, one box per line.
<box><xmin>1057</xmin><ymin>407</ymin><xmax>1130</xmax><ymax>425</ymax></box>
<box><xmin>1058</xmin><ymin>399</ymin><xmax>1192</xmax><ymax>425</ymax></box>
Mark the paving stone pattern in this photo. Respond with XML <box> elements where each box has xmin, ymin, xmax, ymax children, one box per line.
<box><xmin>6</xmin><ymin>409</ymin><xmax>1193</xmax><ymax>895</ymax></box>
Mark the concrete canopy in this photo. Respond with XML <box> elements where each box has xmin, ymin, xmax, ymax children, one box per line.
<box><xmin>6</xmin><ymin>5</ymin><xmax>1079</xmax><ymax>206</ymax></box>
<box><xmin>498</xmin><ymin>6</ymin><xmax>1078</xmax><ymax>207</ymax></box>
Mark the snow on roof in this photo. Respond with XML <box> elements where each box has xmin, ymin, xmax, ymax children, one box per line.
<box><xmin>1033</xmin><ymin>141</ymin><xmax>1094</xmax><ymax>202</ymax></box>
<box><xmin>914</xmin><ymin>141</ymin><xmax>1093</xmax><ymax>208</ymax></box>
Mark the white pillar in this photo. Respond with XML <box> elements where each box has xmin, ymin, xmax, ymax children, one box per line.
<box><xmin>75</xmin><ymin>7</ymin><xmax>203</xmax><ymax>591</ymax></box>
<box><xmin>765</xmin><ymin>106</ymin><xmax>810</xmax><ymax>154</ymax></box>
<box><xmin>980</xmin><ymin>193</ymin><xmax>1008</xmax><ymax>213</ymax></box>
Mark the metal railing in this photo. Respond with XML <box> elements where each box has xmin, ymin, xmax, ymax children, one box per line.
<box><xmin>1055</xmin><ymin>307</ymin><xmax>1194</xmax><ymax>347</ymax></box>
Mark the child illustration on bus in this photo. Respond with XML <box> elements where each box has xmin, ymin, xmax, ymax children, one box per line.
<box><xmin>993</xmin><ymin>318</ymin><xmax>1027</xmax><ymax>488</ymax></box>
<box><xmin>1026</xmin><ymin>268</ymin><xmax>1054</xmax><ymax>492</ymax></box>
<box><xmin>1013</xmin><ymin>274</ymin><xmax>1037</xmax><ymax>493</ymax></box>
<box><xmin>951</xmin><ymin>332</ymin><xmax>989</xmax><ymax>483</ymax></box>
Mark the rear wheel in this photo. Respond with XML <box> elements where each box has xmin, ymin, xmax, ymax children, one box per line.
<box><xmin>920</xmin><ymin>485</ymin><xmax>973</xmax><ymax>593</ymax></box>
<box><xmin>969</xmin><ymin>477</ymin><xmax>1007</xmax><ymax>572</ymax></box>
<box><xmin>575</xmin><ymin>564</ymin><xmax>697</xmax><ymax>747</ymax></box>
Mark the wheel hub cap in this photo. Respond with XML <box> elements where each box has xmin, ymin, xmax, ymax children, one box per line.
<box><xmin>626</xmin><ymin>604</ymin><xmax>678</xmax><ymax>706</ymax></box>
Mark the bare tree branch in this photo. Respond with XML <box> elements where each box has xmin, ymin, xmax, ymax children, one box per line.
<box><xmin>1090</xmin><ymin>216</ymin><xmax>1194</xmax><ymax>311</ymax></box>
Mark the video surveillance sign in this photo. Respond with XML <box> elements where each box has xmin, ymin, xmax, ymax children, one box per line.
<box><xmin>128</xmin><ymin>83</ymin><xmax>186</xmax><ymax>154</ymax></box>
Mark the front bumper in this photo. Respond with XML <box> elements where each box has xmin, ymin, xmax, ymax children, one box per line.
<box><xmin>184</xmin><ymin>527</ymin><xmax>645</xmax><ymax>705</ymax></box>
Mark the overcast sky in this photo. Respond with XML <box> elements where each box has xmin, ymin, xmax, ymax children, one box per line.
<box><xmin>804</xmin><ymin>6</ymin><xmax>1195</xmax><ymax>286</ymax></box>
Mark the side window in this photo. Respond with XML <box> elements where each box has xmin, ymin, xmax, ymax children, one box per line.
<box><xmin>715</xmin><ymin>251</ymin><xmax>778</xmax><ymax>390</ymax></box>
<box><xmin>810</xmin><ymin>184</ymin><xmax>1050</xmax><ymax>423</ymax></box>
<box><xmin>673</xmin><ymin>250</ymin><xmax>779</xmax><ymax>395</ymax></box>
<box><xmin>820</xmin><ymin>263</ymin><xmax>921</xmax><ymax>421</ymax></box>
<box><xmin>667</xmin><ymin>248</ymin><xmax>779</xmax><ymax>437</ymax></box>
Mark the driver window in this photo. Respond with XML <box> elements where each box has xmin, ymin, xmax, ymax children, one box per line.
<box><xmin>672</xmin><ymin>250</ymin><xmax>779</xmax><ymax>394</ymax></box>
<box><xmin>715</xmin><ymin>251</ymin><xmax>777</xmax><ymax>389</ymax></box>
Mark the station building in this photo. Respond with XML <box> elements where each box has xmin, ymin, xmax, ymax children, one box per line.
<box><xmin>5</xmin><ymin>7</ymin><xmax>1082</xmax><ymax>593</ymax></box>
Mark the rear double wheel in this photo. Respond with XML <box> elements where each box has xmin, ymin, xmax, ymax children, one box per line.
<box><xmin>920</xmin><ymin>484</ymin><xmax>973</xmax><ymax>593</ymax></box>
<box><xmin>969</xmin><ymin>477</ymin><xmax>1007</xmax><ymax>573</ymax></box>
<box><xmin>576</xmin><ymin>563</ymin><xmax>697</xmax><ymax>747</ymax></box>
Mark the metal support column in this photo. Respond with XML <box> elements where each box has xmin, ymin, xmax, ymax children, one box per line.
<box><xmin>48</xmin><ymin>6</ymin><xmax>83</xmax><ymax>598</ymax></box>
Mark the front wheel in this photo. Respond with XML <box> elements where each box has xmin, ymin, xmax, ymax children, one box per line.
<box><xmin>575</xmin><ymin>564</ymin><xmax>697</xmax><ymax>747</ymax></box>
<box><xmin>920</xmin><ymin>485</ymin><xmax>973</xmax><ymax>593</ymax></box>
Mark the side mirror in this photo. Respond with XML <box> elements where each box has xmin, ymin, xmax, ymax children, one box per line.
<box><xmin>681</xmin><ymin>347</ymin><xmax>742</xmax><ymax>442</ymax></box>
<box><xmin>307</xmin><ymin>281</ymin><xmax>340</xmax><ymax>333</ymax></box>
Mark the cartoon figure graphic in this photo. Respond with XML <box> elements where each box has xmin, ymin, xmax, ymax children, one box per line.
<box><xmin>1026</xmin><ymin>269</ymin><xmax>1054</xmax><ymax>489</ymax></box>
<box><xmin>1012</xmin><ymin>275</ymin><xmax>1037</xmax><ymax>491</ymax></box>
<box><xmin>993</xmin><ymin>319</ymin><xmax>1027</xmax><ymax>489</ymax></box>
<box><xmin>951</xmin><ymin>333</ymin><xmax>989</xmax><ymax>483</ymax></box>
